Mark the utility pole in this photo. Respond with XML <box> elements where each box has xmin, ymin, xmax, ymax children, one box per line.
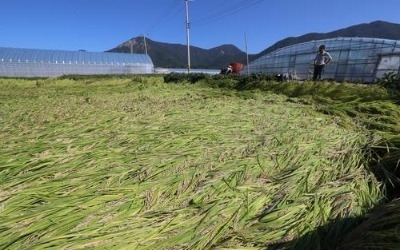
<box><xmin>143</xmin><ymin>33</ymin><xmax>148</xmax><ymax>55</ymax></box>
<box><xmin>185</xmin><ymin>0</ymin><xmax>191</xmax><ymax>73</ymax></box>
<box><xmin>245</xmin><ymin>33</ymin><xmax>250</xmax><ymax>75</ymax></box>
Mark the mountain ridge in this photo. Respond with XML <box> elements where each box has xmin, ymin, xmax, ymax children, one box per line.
<box><xmin>107</xmin><ymin>38</ymin><xmax>248</xmax><ymax>69</ymax></box>
<box><xmin>258</xmin><ymin>20</ymin><xmax>400</xmax><ymax>57</ymax></box>
<box><xmin>107</xmin><ymin>20</ymin><xmax>400</xmax><ymax>69</ymax></box>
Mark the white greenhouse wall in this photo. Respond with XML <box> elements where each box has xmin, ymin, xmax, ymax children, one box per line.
<box><xmin>0</xmin><ymin>47</ymin><xmax>154</xmax><ymax>77</ymax></box>
<box><xmin>246</xmin><ymin>37</ymin><xmax>400</xmax><ymax>82</ymax></box>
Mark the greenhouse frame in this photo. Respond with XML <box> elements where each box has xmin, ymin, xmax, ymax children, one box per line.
<box><xmin>0</xmin><ymin>47</ymin><xmax>154</xmax><ymax>77</ymax></box>
<box><xmin>246</xmin><ymin>37</ymin><xmax>400</xmax><ymax>82</ymax></box>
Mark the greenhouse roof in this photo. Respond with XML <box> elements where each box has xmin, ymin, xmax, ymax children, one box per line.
<box><xmin>0</xmin><ymin>47</ymin><xmax>153</xmax><ymax>65</ymax></box>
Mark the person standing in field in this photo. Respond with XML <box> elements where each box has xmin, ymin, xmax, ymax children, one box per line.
<box><xmin>313</xmin><ymin>44</ymin><xmax>332</xmax><ymax>81</ymax></box>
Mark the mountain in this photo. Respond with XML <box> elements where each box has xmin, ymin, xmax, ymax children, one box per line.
<box><xmin>107</xmin><ymin>38</ymin><xmax>251</xmax><ymax>69</ymax></box>
<box><xmin>257</xmin><ymin>20</ymin><xmax>400</xmax><ymax>57</ymax></box>
<box><xmin>107</xmin><ymin>20</ymin><xmax>400</xmax><ymax>69</ymax></box>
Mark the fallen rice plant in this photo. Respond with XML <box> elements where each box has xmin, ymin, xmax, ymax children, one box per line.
<box><xmin>0</xmin><ymin>76</ymin><xmax>393</xmax><ymax>249</ymax></box>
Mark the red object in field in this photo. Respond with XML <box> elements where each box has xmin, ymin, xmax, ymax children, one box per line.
<box><xmin>229</xmin><ymin>63</ymin><xmax>244</xmax><ymax>74</ymax></box>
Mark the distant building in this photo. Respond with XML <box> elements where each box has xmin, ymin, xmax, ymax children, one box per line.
<box><xmin>246</xmin><ymin>37</ymin><xmax>400</xmax><ymax>82</ymax></box>
<box><xmin>0</xmin><ymin>47</ymin><xmax>154</xmax><ymax>77</ymax></box>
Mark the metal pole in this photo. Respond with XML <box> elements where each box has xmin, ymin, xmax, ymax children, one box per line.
<box><xmin>245</xmin><ymin>33</ymin><xmax>250</xmax><ymax>75</ymax></box>
<box><xmin>185</xmin><ymin>0</ymin><xmax>191</xmax><ymax>73</ymax></box>
<box><xmin>143</xmin><ymin>34</ymin><xmax>148</xmax><ymax>55</ymax></box>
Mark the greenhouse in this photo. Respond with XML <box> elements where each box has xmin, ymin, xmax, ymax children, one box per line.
<box><xmin>0</xmin><ymin>47</ymin><xmax>154</xmax><ymax>77</ymax></box>
<box><xmin>246</xmin><ymin>37</ymin><xmax>400</xmax><ymax>82</ymax></box>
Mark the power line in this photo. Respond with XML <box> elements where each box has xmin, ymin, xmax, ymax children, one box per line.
<box><xmin>193</xmin><ymin>0</ymin><xmax>265</xmax><ymax>26</ymax></box>
<box><xmin>145</xmin><ymin>0</ymin><xmax>184</xmax><ymax>35</ymax></box>
<box><xmin>191</xmin><ymin>0</ymin><xmax>266</xmax><ymax>27</ymax></box>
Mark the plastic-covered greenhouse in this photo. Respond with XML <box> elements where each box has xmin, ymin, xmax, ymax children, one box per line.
<box><xmin>246</xmin><ymin>37</ymin><xmax>400</xmax><ymax>82</ymax></box>
<box><xmin>0</xmin><ymin>47</ymin><xmax>154</xmax><ymax>77</ymax></box>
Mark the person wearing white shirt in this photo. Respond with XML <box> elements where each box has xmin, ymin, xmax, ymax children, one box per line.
<box><xmin>313</xmin><ymin>45</ymin><xmax>332</xmax><ymax>81</ymax></box>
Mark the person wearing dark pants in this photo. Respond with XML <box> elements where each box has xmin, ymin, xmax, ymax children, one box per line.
<box><xmin>313</xmin><ymin>45</ymin><xmax>332</xmax><ymax>81</ymax></box>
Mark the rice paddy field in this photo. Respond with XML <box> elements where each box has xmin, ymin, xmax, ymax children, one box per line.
<box><xmin>0</xmin><ymin>75</ymin><xmax>399</xmax><ymax>249</ymax></box>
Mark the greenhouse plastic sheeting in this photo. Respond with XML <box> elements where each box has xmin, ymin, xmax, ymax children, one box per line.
<box><xmin>245</xmin><ymin>37</ymin><xmax>400</xmax><ymax>82</ymax></box>
<box><xmin>0</xmin><ymin>47</ymin><xmax>154</xmax><ymax>77</ymax></box>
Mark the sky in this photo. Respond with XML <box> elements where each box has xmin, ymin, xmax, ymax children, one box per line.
<box><xmin>1</xmin><ymin>0</ymin><xmax>400</xmax><ymax>54</ymax></box>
